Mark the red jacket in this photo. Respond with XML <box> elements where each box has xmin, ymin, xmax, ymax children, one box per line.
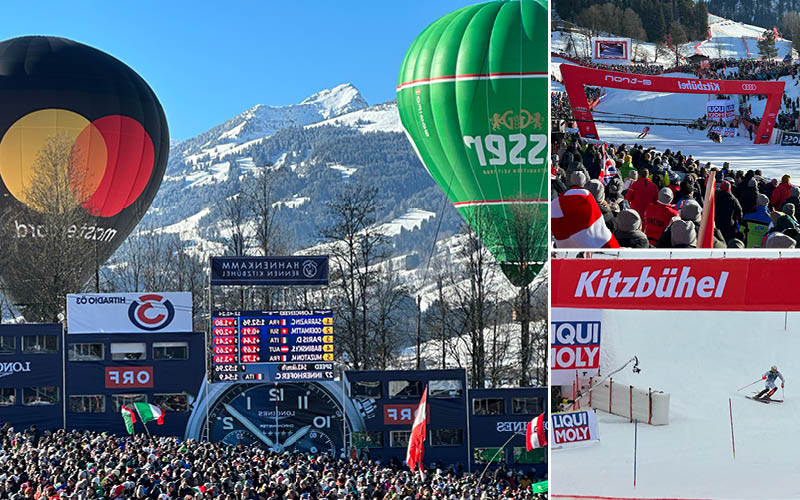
<box><xmin>770</xmin><ymin>181</ymin><xmax>793</xmax><ymax>209</ymax></box>
<box><xmin>625</xmin><ymin>177</ymin><xmax>659</xmax><ymax>218</ymax></box>
<box><xmin>643</xmin><ymin>201</ymin><xmax>680</xmax><ymax>245</ymax></box>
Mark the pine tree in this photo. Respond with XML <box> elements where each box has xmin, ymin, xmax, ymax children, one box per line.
<box><xmin>758</xmin><ymin>29</ymin><xmax>779</xmax><ymax>59</ymax></box>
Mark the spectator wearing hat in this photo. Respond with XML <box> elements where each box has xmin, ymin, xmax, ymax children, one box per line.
<box><xmin>643</xmin><ymin>188</ymin><xmax>679</xmax><ymax>246</ymax></box>
<box><xmin>742</xmin><ymin>194</ymin><xmax>773</xmax><ymax>248</ymax></box>
<box><xmin>770</xmin><ymin>174</ymin><xmax>793</xmax><ymax>209</ymax></box>
<box><xmin>715</xmin><ymin>180</ymin><xmax>743</xmax><ymax>241</ymax></box>
<box><xmin>586</xmin><ymin>180</ymin><xmax>616</xmax><ymax>233</ymax></box>
<box><xmin>625</xmin><ymin>168</ymin><xmax>659</xmax><ymax>219</ymax></box>
<box><xmin>614</xmin><ymin>209</ymin><xmax>649</xmax><ymax>248</ymax></box>
<box><xmin>670</xmin><ymin>220</ymin><xmax>697</xmax><ymax>248</ymax></box>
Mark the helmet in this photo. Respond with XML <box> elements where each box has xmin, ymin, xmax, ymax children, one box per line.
<box><xmin>771</xmin><ymin>365</ymin><xmax>778</xmax><ymax>371</ymax></box>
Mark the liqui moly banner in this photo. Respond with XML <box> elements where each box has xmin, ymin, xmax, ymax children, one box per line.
<box><xmin>551</xmin><ymin>308</ymin><xmax>601</xmax><ymax>385</ymax></box>
<box><xmin>706</xmin><ymin>99</ymin><xmax>735</xmax><ymax>122</ymax></box>
<box><xmin>710</xmin><ymin>126</ymin><xmax>738</xmax><ymax>137</ymax></box>
<box><xmin>552</xmin><ymin>258</ymin><xmax>800</xmax><ymax>311</ymax></box>
<box><xmin>552</xmin><ymin>410</ymin><xmax>599</xmax><ymax>447</ymax></box>
<box><xmin>67</xmin><ymin>293</ymin><xmax>193</xmax><ymax>333</ymax></box>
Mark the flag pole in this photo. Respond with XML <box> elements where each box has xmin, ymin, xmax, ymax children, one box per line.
<box><xmin>478</xmin><ymin>431</ymin><xmax>524</xmax><ymax>484</ymax></box>
<box><xmin>729</xmin><ymin>398</ymin><xmax>736</xmax><ymax>459</ymax></box>
<box><xmin>135</xmin><ymin>405</ymin><xmax>152</xmax><ymax>437</ymax></box>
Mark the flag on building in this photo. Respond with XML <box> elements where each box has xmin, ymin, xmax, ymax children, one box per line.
<box><xmin>406</xmin><ymin>386</ymin><xmax>428</xmax><ymax>473</ymax></box>
<box><xmin>133</xmin><ymin>402</ymin><xmax>164</xmax><ymax>425</ymax></box>
<box><xmin>121</xmin><ymin>406</ymin><xmax>136</xmax><ymax>434</ymax></box>
<box><xmin>526</xmin><ymin>412</ymin><xmax>547</xmax><ymax>451</ymax></box>
<box><xmin>552</xmin><ymin>188</ymin><xmax>620</xmax><ymax>248</ymax></box>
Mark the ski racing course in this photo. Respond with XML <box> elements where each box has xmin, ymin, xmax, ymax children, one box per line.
<box><xmin>552</xmin><ymin>309</ymin><xmax>800</xmax><ymax>500</ymax></box>
<box><xmin>588</xmin><ymin>73</ymin><xmax>800</xmax><ymax>178</ymax></box>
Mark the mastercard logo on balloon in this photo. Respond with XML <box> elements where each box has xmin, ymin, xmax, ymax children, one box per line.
<box><xmin>0</xmin><ymin>109</ymin><xmax>155</xmax><ymax>217</ymax></box>
<box><xmin>0</xmin><ymin>35</ymin><xmax>168</xmax><ymax>239</ymax></box>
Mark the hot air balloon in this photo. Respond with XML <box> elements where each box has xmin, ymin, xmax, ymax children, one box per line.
<box><xmin>397</xmin><ymin>0</ymin><xmax>548</xmax><ymax>287</ymax></box>
<box><xmin>0</xmin><ymin>36</ymin><xmax>168</xmax><ymax>318</ymax></box>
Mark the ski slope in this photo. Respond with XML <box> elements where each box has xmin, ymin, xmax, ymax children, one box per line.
<box><xmin>553</xmin><ymin>14</ymin><xmax>794</xmax><ymax>65</ymax></box>
<box><xmin>584</xmin><ymin>72</ymin><xmax>800</xmax><ymax>178</ymax></box>
<box><xmin>552</xmin><ymin>309</ymin><xmax>800</xmax><ymax>500</ymax></box>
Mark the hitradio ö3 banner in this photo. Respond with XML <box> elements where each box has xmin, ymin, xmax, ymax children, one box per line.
<box><xmin>551</xmin><ymin>308</ymin><xmax>602</xmax><ymax>386</ymax></box>
<box><xmin>67</xmin><ymin>293</ymin><xmax>192</xmax><ymax>333</ymax></box>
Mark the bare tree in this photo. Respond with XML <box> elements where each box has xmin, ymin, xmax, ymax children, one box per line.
<box><xmin>0</xmin><ymin>134</ymin><xmax>98</xmax><ymax>322</ymax></box>
<box><xmin>319</xmin><ymin>182</ymin><xmax>386</xmax><ymax>370</ymax></box>
<box><xmin>370</xmin><ymin>261</ymin><xmax>410</xmax><ymax>370</ymax></box>
<box><xmin>447</xmin><ymin>211</ymin><xmax>499</xmax><ymax>388</ymax></box>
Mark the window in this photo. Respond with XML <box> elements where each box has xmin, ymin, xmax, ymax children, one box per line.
<box><xmin>513</xmin><ymin>447</ymin><xmax>546</xmax><ymax>464</ymax></box>
<box><xmin>429</xmin><ymin>379</ymin><xmax>463</xmax><ymax>398</ymax></box>
<box><xmin>0</xmin><ymin>388</ymin><xmax>14</xmax><ymax>406</ymax></box>
<box><xmin>352</xmin><ymin>431</ymin><xmax>383</xmax><ymax>448</ymax></box>
<box><xmin>473</xmin><ymin>398</ymin><xmax>505</xmax><ymax>415</ymax></box>
<box><xmin>512</xmin><ymin>397</ymin><xmax>542</xmax><ymax>415</ymax></box>
<box><xmin>110</xmin><ymin>343</ymin><xmax>146</xmax><ymax>360</ymax></box>
<box><xmin>153</xmin><ymin>342</ymin><xmax>188</xmax><ymax>360</ymax></box>
<box><xmin>351</xmin><ymin>381</ymin><xmax>381</xmax><ymax>399</ymax></box>
<box><xmin>389</xmin><ymin>430</ymin><xmax>411</xmax><ymax>448</ymax></box>
<box><xmin>22</xmin><ymin>387</ymin><xmax>58</xmax><ymax>406</ymax></box>
<box><xmin>0</xmin><ymin>337</ymin><xmax>15</xmax><ymax>355</ymax></box>
<box><xmin>21</xmin><ymin>336</ymin><xmax>58</xmax><ymax>353</ymax></box>
<box><xmin>68</xmin><ymin>343</ymin><xmax>104</xmax><ymax>361</ymax></box>
<box><xmin>112</xmin><ymin>394</ymin><xmax>146</xmax><ymax>412</ymax></box>
<box><xmin>154</xmin><ymin>394</ymin><xmax>188</xmax><ymax>412</ymax></box>
<box><xmin>70</xmin><ymin>395</ymin><xmax>105</xmax><ymax>413</ymax></box>
<box><xmin>389</xmin><ymin>380</ymin><xmax>423</xmax><ymax>399</ymax></box>
<box><xmin>474</xmin><ymin>447</ymin><xmax>505</xmax><ymax>464</ymax></box>
<box><xmin>430</xmin><ymin>429</ymin><xmax>463</xmax><ymax>446</ymax></box>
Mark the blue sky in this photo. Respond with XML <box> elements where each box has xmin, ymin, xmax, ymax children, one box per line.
<box><xmin>1</xmin><ymin>1</ymin><xmax>471</xmax><ymax>140</ymax></box>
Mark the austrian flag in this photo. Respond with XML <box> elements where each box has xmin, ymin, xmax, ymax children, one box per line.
<box><xmin>526</xmin><ymin>413</ymin><xmax>548</xmax><ymax>451</ymax></box>
<box><xmin>552</xmin><ymin>188</ymin><xmax>619</xmax><ymax>248</ymax></box>
<box><xmin>406</xmin><ymin>386</ymin><xmax>428</xmax><ymax>473</ymax></box>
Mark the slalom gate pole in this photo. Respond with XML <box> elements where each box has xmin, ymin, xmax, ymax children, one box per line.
<box><xmin>736</xmin><ymin>379</ymin><xmax>762</xmax><ymax>392</ymax></box>
<box><xmin>729</xmin><ymin>398</ymin><xmax>736</xmax><ymax>459</ymax></box>
<box><xmin>633</xmin><ymin>419</ymin><xmax>638</xmax><ymax>488</ymax></box>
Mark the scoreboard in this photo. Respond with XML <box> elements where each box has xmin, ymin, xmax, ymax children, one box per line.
<box><xmin>211</xmin><ymin>310</ymin><xmax>335</xmax><ymax>383</ymax></box>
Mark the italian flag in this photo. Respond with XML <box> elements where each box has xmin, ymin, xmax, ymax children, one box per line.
<box><xmin>120</xmin><ymin>406</ymin><xmax>136</xmax><ymax>434</ymax></box>
<box><xmin>134</xmin><ymin>402</ymin><xmax>165</xmax><ymax>425</ymax></box>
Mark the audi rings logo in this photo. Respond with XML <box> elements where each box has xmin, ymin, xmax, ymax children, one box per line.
<box><xmin>742</xmin><ymin>84</ymin><xmax>757</xmax><ymax>91</ymax></box>
<box><xmin>128</xmin><ymin>294</ymin><xmax>175</xmax><ymax>331</ymax></box>
<box><xmin>302</xmin><ymin>260</ymin><xmax>318</xmax><ymax>279</ymax></box>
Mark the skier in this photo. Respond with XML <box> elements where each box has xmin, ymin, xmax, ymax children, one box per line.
<box><xmin>755</xmin><ymin>365</ymin><xmax>785</xmax><ymax>400</ymax></box>
<box><xmin>637</xmin><ymin>126</ymin><xmax>650</xmax><ymax>139</ymax></box>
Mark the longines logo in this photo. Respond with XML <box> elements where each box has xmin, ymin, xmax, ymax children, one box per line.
<box><xmin>0</xmin><ymin>362</ymin><xmax>31</xmax><ymax>378</ymax></box>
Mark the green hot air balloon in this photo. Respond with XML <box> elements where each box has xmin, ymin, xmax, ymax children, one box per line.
<box><xmin>0</xmin><ymin>36</ymin><xmax>169</xmax><ymax>319</ymax></box>
<box><xmin>397</xmin><ymin>0</ymin><xmax>548</xmax><ymax>287</ymax></box>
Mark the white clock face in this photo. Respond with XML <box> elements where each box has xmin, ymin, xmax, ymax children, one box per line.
<box><xmin>207</xmin><ymin>383</ymin><xmax>345</xmax><ymax>456</ymax></box>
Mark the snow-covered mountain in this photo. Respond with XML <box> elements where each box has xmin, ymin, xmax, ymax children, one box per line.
<box><xmin>170</xmin><ymin>83</ymin><xmax>369</xmax><ymax>167</ymax></box>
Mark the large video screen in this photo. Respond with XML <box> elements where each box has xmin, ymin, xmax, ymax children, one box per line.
<box><xmin>211</xmin><ymin>310</ymin><xmax>335</xmax><ymax>383</ymax></box>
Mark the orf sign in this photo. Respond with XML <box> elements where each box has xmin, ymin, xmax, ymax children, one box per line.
<box><xmin>105</xmin><ymin>366</ymin><xmax>153</xmax><ymax>388</ymax></box>
<box><xmin>551</xmin><ymin>308</ymin><xmax>602</xmax><ymax>385</ymax></box>
<box><xmin>384</xmin><ymin>404</ymin><xmax>429</xmax><ymax>424</ymax></box>
<box><xmin>552</xmin><ymin>410</ymin><xmax>599</xmax><ymax>447</ymax></box>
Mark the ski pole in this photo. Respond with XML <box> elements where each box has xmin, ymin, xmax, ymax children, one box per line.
<box><xmin>737</xmin><ymin>378</ymin><xmax>762</xmax><ymax>392</ymax></box>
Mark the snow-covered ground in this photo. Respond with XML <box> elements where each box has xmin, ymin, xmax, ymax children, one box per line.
<box><xmin>582</xmin><ymin>73</ymin><xmax>800</xmax><ymax>177</ymax></box>
<box><xmin>552</xmin><ymin>306</ymin><xmax>800</xmax><ymax>499</ymax></box>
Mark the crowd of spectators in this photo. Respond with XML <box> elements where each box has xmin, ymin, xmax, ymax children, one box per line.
<box><xmin>552</xmin><ymin>133</ymin><xmax>800</xmax><ymax>249</ymax></box>
<box><xmin>0</xmin><ymin>426</ymin><xmax>546</xmax><ymax>500</ymax></box>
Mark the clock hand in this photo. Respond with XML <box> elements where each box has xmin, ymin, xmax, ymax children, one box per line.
<box><xmin>222</xmin><ymin>403</ymin><xmax>274</xmax><ymax>447</ymax></box>
<box><xmin>282</xmin><ymin>425</ymin><xmax>312</xmax><ymax>448</ymax></box>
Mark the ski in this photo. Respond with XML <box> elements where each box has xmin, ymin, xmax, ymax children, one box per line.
<box><xmin>746</xmin><ymin>396</ymin><xmax>783</xmax><ymax>404</ymax></box>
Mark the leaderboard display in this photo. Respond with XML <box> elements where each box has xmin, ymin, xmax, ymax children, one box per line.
<box><xmin>211</xmin><ymin>310</ymin><xmax>335</xmax><ymax>383</ymax></box>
